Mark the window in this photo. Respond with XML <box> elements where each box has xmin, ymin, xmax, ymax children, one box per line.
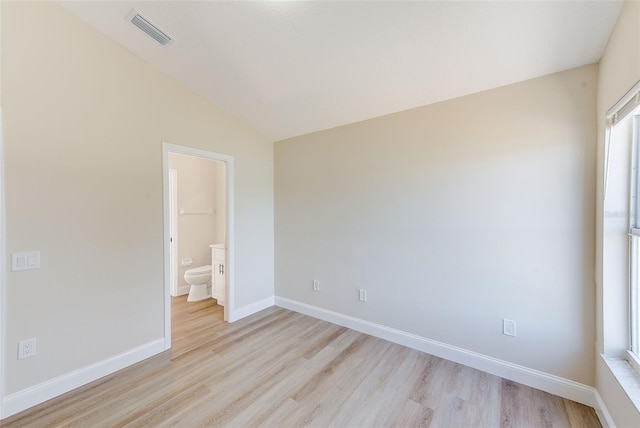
<box><xmin>630</xmin><ymin>115</ymin><xmax>640</xmax><ymax>365</ymax></box>
<box><xmin>604</xmin><ymin>82</ymin><xmax>640</xmax><ymax>371</ymax></box>
<box><xmin>605</xmin><ymin>81</ymin><xmax>640</xmax><ymax>367</ymax></box>
<box><xmin>603</xmin><ymin>82</ymin><xmax>640</xmax><ymax>412</ymax></box>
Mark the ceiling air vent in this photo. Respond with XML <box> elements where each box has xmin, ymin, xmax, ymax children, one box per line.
<box><xmin>128</xmin><ymin>10</ymin><xmax>173</xmax><ymax>46</ymax></box>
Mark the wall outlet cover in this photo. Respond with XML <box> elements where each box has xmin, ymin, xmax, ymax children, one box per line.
<box><xmin>18</xmin><ymin>338</ymin><xmax>37</xmax><ymax>359</ymax></box>
<box><xmin>503</xmin><ymin>319</ymin><xmax>516</xmax><ymax>337</ymax></box>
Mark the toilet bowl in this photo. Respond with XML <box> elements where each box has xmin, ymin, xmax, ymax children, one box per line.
<box><xmin>184</xmin><ymin>265</ymin><xmax>212</xmax><ymax>302</ymax></box>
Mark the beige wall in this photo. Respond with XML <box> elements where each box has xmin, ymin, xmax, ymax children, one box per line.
<box><xmin>596</xmin><ymin>1</ymin><xmax>640</xmax><ymax>425</ymax></box>
<box><xmin>169</xmin><ymin>153</ymin><xmax>225</xmax><ymax>289</ymax></box>
<box><xmin>1</xmin><ymin>1</ymin><xmax>273</xmax><ymax>395</ymax></box>
<box><xmin>275</xmin><ymin>65</ymin><xmax>597</xmax><ymax>385</ymax></box>
<box><xmin>0</xmin><ymin>0</ymin><xmax>4</xmax><ymax>409</ymax></box>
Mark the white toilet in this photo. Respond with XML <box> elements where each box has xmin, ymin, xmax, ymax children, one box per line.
<box><xmin>184</xmin><ymin>265</ymin><xmax>212</xmax><ymax>302</ymax></box>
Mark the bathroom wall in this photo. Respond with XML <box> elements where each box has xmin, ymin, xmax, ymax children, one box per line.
<box><xmin>169</xmin><ymin>153</ymin><xmax>225</xmax><ymax>292</ymax></box>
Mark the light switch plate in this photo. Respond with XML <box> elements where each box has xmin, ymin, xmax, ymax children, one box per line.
<box><xmin>12</xmin><ymin>252</ymin><xmax>40</xmax><ymax>271</ymax></box>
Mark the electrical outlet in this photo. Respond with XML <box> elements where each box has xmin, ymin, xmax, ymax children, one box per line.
<box><xmin>359</xmin><ymin>289</ymin><xmax>367</xmax><ymax>302</ymax></box>
<box><xmin>313</xmin><ymin>280</ymin><xmax>320</xmax><ymax>291</ymax></box>
<box><xmin>503</xmin><ymin>319</ymin><xmax>516</xmax><ymax>337</ymax></box>
<box><xmin>18</xmin><ymin>338</ymin><xmax>37</xmax><ymax>359</ymax></box>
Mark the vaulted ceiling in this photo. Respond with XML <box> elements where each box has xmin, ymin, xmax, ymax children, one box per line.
<box><xmin>59</xmin><ymin>1</ymin><xmax>624</xmax><ymax>141</ymax></box>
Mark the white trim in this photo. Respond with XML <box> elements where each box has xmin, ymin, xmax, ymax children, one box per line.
<box><xmin>162</xmin><ymin>146</ymin><xmax>172</xmax><ymax>350</ymax></box>
<box><xmin>628</xmin><ymin>350</ymin><xmax>640</xmax><ymax>375</ymax></box>
<box><xmin>228</xmin><ymin>297</ymin><xmax>274</xmax><ymax>323</ymax></box>
<box><xmin>594</xmin><ymin>388</ymin><xmax>617</xmax><ymax>428</ymax></box>
<box><xmin>0</xmin><ymin>6</ymin><xmax>5</xmax><ymax>417</ymax></box>
<box><xmin>162</xmin><ymin>143</ymin><xmax>236</xmax><ymax>349</ymax></box>
<box><xmin>0</xmin><ymin>108</ymin><xmax>6</xmax><ymax>420</ymax></box>
<box><xmin>602</xmin><ymin>353</ymin><xmax>640</xmax><ymax>415</ymax></box>
<box><xmin>176</xmin><ymin>285</ymin><xmax>190</xmax><ymax>296</ymax></box>
<box><xmin>2</xmin><ymin>338</ymin><xmax>164</xmax><ymax>419</ymax></box>
<box><xmin>275</xmin><ymin>297</ymin><xmax>604</xmax><ymax>411</ymax></box>
<box><xmin>169</xmin><ymin>169</ymin><xmax>178</xmax><ymax>297</ymax></box>
<box><xmin>224</xmin><ymin>158</ymin><xmax>235</xmax><ymax>324</ymax></box>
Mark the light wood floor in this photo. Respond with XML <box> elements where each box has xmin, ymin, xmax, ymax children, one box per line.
<box><xmin>1</xmin><ymin>296</ymin><xmax>601</xmax><ymax>427</ymax></box>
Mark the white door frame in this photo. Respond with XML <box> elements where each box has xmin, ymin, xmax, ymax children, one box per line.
<box><xmin>162</xmin><ymin>143</ymin><xmax>235</xmax><ymax>350</ymax></box>
<box><xmin>0</xmin><ymin>110</ymin><xmax>6</xmax><ymax>419</ymax></box>
<box><xmin>168</xmin><ymin>169</ymin><xmax>178</xmax><ymax>297</ymax></box>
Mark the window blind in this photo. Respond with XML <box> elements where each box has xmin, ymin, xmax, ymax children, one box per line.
<box><xmin>608</xmin><ymin>80</ymin><xmax>640</xmax><ymax>126</ymax></box>
<box><xmin>604</xmin><ymin>80</ymin><xmax>640</xmax><ymax>200</ymax></box>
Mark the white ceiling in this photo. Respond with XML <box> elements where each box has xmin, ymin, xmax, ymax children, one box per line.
<box><xmin>58</xmin><ymin>1</ymin><xmax>623</xmax><ymax>142</ymax></box>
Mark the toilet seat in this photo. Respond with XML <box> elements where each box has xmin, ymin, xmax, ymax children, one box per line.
<box><xmin>185</xmin><ymin>265</ymin><xmax>211</xmax><ymax>276</ymax></box>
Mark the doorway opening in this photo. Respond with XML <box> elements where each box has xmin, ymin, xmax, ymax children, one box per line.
<box><xmin>162</xmin><ymin>143</ymin><xmax>234</xmax><ymax>350</ymax></box>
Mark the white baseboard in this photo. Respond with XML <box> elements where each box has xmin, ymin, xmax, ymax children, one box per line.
<box><xmin>593</xmin><ymin>389</ymin><xmax>616</xmax><ymax>428</ymax></box>
<box><xmin>171</xmin><ymin>285</ymin><xmax>190</xmax><ymax>297</ymax></box>
<box><xmin>2</xmin><ymin>338</ymin><xmax>165</xmax><ymax>419</ymax></box>
<box><xmin>228</xmin><ymin>296</ymin><xmax>274</xmax><ymax>322</ymax></box>
<box><xmin>2</xmin><ymin>299</ymin><xmax>613</xmax><ymax>425</ymax></box>
<box><xmin>275</xmin><ymin>297</ymin><xmax>608</xmax><ymax>417</ymax></box>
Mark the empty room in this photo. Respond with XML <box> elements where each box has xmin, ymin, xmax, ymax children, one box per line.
<box><xmin>1</xmin><ymin>0</ymin><xmax>640</xmax><ymax>426</ymax></box>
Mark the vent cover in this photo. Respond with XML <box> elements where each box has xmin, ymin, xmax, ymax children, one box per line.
<box><xmin>128</xmin><ymin>10</ymin><xmax>173</xmax><ymax>46</ymax></box>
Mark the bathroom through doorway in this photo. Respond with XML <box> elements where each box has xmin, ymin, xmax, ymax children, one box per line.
<box><xmin>162</xmin><ymin>143</ymin><xmax>235</xmax><ymax>350</ymax></box>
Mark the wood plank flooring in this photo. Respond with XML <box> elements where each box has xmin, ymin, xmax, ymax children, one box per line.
<box><xmin>1</xmin><ymin>296</ymin><xmax>601</xmax><ymax>427</ymax></box>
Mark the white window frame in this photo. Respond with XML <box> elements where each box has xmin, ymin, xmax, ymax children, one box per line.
<box><xmin>629</xmin><ymin>114</ymin><xmax>640</xmax><ymax>361</ymax></box>
<box><xmin>603</xmin><ymin>81</ymin><xmax>640</xmax><ymax>414</ymax></box>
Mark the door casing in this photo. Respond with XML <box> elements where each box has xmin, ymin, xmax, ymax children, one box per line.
<box><xmin>162</xmin><ymin>143</ymin><xmax>234</xmax><ymax>350</ymax></box>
